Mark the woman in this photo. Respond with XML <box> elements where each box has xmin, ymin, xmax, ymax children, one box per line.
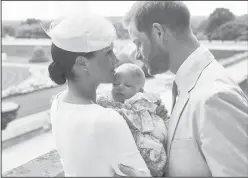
<box><xmin>46</xmin><ymin>13</ymin><xmax>151</xmax><ymax>177</ymax></box>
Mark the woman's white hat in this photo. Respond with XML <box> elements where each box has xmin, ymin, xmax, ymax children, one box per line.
<box><xmin>42</xmin><ymin>12</ymin><xmax>117</xmax><ymax>53</ymax></box>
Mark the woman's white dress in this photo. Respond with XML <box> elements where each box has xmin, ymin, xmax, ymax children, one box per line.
<box><xmin>50</xmin><ymin>93</ymin><xmax>149</xmax><ymax>177</ymax></box>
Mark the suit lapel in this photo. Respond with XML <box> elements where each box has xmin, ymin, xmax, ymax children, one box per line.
<box><xmin>167</xmin><ymin>92</ymin><xmax>189</xmax><ymax>152</ymax></box>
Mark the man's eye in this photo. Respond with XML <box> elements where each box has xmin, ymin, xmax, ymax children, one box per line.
<box><xmin>135</xmin><ymin>42</ymin><xmax>141</xmax><ymax>48</ymax></box>
<box><xmin>107</xmin><ymin>49</ymin><xmax>113</xmax><ymax>54</ymax></box>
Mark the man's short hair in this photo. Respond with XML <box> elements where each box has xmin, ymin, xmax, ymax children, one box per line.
<box><xmin>123</xmin><ymin>1</ymin><xmax>191</xmax><ymax>34</ymax></box>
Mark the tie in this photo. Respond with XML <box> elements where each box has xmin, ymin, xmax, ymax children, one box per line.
<box><xmin>171</xmin><ymin>81</ymin><xmax>178</xmax><ymax>114</ymax></box>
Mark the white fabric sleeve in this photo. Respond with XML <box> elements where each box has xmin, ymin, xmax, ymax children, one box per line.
<box><xmin>197</xmin><ymin>90</ymin><xmax>248</xmax><ymax>176</ymax></box>
<box><xmin>94</xmin><ymin>108</ymin><xmax>150</xmax><ymax>176</ymax></box>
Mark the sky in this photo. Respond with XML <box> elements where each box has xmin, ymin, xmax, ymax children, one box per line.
<box><xmin>2</xmin><ymin>1</ymin><xmax>248</xmax><ymax>21</ymax></box>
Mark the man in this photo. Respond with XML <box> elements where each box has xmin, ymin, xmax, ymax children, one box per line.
<box><xmin>116</xmin><ymin>1</ymin><xmax>248</xmax><ymax>177</ymax></box>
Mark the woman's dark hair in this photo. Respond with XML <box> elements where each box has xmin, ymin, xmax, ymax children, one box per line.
<box><xmin>48</xmin><ymin>43</ymin><xmax>95</xmax><ymax>85</ymax></box>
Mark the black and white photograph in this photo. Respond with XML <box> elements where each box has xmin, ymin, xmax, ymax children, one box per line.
<box><xmin>1</xmin><ymin>1</ymin><xmax>248</xmax><ymax>177</ymax></box>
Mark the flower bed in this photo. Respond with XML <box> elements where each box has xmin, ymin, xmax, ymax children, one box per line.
<box><xmin>2</xmin><ymin>67</ymin><xmax>58</xmax><ymax>98</ymax></box>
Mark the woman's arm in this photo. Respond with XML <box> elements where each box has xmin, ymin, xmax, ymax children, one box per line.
<box><xmin>94</xmin><ymin>108</ymin><xmax>151</xmax><ymax>176</ymax></box>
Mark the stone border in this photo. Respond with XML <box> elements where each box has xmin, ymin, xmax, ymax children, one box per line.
<box><xmin>2</xmin><ymin>66</ymin><xmax>58</xmax><ymax>99</ymax></box>
<box><xmin>2</xmin><ymin>150</ymin><xmax>64</xmax><ymax>177</ymax></box>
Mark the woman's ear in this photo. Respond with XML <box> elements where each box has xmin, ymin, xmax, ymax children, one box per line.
<box><xmin>75</xmin><ymin>56</ymin><xmax>87</xmax><ymax>66</ymax></box>
<box><xmin>74</xmin><ymin>56</ymin><xmax>89</xmax><ymax>73</ymax></box>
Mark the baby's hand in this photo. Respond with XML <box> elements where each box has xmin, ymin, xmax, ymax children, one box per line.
<box><xmin>156</xmin><ymin>102</ymin><xmax>168</xmax><ymax>121</ymax></box>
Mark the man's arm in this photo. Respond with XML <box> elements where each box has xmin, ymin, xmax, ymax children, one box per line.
<box><xmin>94</xmin><ymin>109</ymin><xmax>151</xmax><ymax>177</ymax></box>
<box><xmin>197</xmin><ymin>90</ymin><xmax>248</xmax><ymax>176</ymax></box>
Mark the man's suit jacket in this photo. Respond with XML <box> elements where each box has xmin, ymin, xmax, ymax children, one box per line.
<box><xmin>166</xmin><ymin>46</ymin><xmax>248</xmax><ymax>176</ymax></box>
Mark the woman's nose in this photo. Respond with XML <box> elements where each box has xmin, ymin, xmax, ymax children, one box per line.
<box><xmin>111</xmin><ymin>55</ymin><xmax>119</xmax><ymax>68</ymax></box>
<box><xmin>135</xmin><ymin>51</ymin><xmax>143</xmax><ymax>61</ymax></box>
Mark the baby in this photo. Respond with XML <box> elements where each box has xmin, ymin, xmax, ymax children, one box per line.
<box><xmin>97</xmin><ymin>63</ymin><xmax>169</xmax><ymax>176</ymax></box>
<box><xmin>112</xmin><ymin>62</ymin><xmax>146</xmax><ymax>103</ymax></box>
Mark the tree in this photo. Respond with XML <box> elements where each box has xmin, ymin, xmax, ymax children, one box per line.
<box><xmin>196</xmin><ymin>19</ymin><xmax>208</xmax><ymax>33</ymax></box>
<box><xmin>2</xmin><ymin>25</ymin><xmax>16</xmax><ymax>37</ymax></box>
<box><xmin>23</xmin><ymin>18</ymin><xmax>41</xmax><ymax>25</ymax></box>
<box><xmin>205</xmin><ymin>8</ymin><xmax>235</xmax><ymax>36</ymax></box>
<box><xmin>237</xmin><ymin>31</ymin><xmax>248</xmax><ymax>41</ymax></box>
<box><xmin>16</xmin><ymin>23</ymin><xmax>49</xmax><ymax>39</ymax></box>
<box><xmin>113</xmin><ymin>22</ymin><xmax>130</xmax><ymax>39</ymax></box>
<box><xmin>16</xmin><ymin>24</ymin><xmax>33</xmax><ymax>38</ymax></box>
<box><xmin>29</xmin><ymin>46</ymin><xmax>50</xmax><ymax>63</ymax></box>
<box><xmin>211</xmin><ymin>20</ymin><xmax>248</xmax><ymax>41</ymax></box>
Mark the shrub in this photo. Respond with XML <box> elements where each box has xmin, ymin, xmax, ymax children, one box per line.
<box><xmin>211</xmin><ymin>21</ymin><xmax>248</xmax><ymax>41</ymax></box>
<box><xmin>195</xmin><ymin>32</ymin><xmax>208</xmax><ymax>40</ymax></box>
<box><xmin>205</xmin><ymin>8</ymin><xmax>235</xmax><ymax>35</ymax></box>
<box><xmin>236</xmin><ymin>31</ymin><xmax>248</xmax><ymax>41</ymax></box>
<box><xmin>29</xmin><ymin>46</ymin><xmax>50</xmax><ymax>63</ymax></box>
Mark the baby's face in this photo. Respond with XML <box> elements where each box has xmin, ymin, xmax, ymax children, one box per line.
<box><xmin>112</xmin><ymin>71</ymin><xmax>142</xmax><ymax>103</ymax></box>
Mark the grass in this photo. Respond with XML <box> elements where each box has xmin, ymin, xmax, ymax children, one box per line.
<box><xmin>209</xmin><ymin>49</ymin><xmax>245</xmax><ymax>60</ymax></box>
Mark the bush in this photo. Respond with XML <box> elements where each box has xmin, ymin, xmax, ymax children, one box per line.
<box><xmin>195</xmin><ymin>32</ymin><xmax>207</xmax><ymax>40</ymax></box>
<box><xmin>236</xmin><ymin>31</ymin><xmax>248</xmax><ymax>41</ymax></box>
<box><xmin>211</xmin><ymin>21</ymin><xmax>248</xmax><ymax>41</ymax></box>
<box><xmin>2</xmin><ymin>25</ymin><xmax>16</xmax><ymax>37</ymax></box>
<box><xmin>29</xmin><ymin>46</ymin><xmax>50</xmax><ymax>63</ymax></box>
<box><xmin>113</xmin><ymin>22</ymin><xmax>130</xmax><ymax>39</ymax></box>
<box><xmin>205</xmin><ymin>8</ymin><xmax>235</xmax><ymax>35</ymax></box>
<box><xmin>16</xmin><ymin>24</ymin><xmax>49</xmax><ymax>39</ymax></box>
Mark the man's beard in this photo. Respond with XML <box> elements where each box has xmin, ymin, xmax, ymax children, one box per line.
<box><xmin>147</xmin><ymin>51</ymin><xmax>170</xmax><ymax>76</ymax></box>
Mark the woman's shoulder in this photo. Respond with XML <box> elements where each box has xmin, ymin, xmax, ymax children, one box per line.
<box><xmin>93</xmin><ymin>107</ymin><xmax>126</xmax><ymax>131</ymax></box>
<box><xmin>96</xmin><ymin>107</ymin><xmax>123</xmax><ymax>122</ymax></box>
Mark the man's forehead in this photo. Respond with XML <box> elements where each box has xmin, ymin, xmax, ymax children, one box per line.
<box><xmin>128</xmin><ymin>22</ymin><xmax>140</xmax><ymax>39</ymax></box>
<box><xmin>128</xmin><ymin>22</ymin><xmax>147</xmax><ymax>42</ymax></box>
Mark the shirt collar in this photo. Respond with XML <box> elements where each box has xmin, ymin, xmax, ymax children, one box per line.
<box><xmin>174</xmin><ymin>45</ymin><xmax>214</xmax><ymax>93</ymax></box>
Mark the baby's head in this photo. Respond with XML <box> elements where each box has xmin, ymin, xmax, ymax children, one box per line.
<box><xmin>112</xmin><ymin>63</ymin><xmax>145</xmax><ymax>103</ymax></box>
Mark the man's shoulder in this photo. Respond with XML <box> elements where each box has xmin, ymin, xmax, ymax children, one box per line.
<box><xmin>191</xmin><ymin>59</ymin><xmax>246</xmax><ymax>103</ymax></box>
<box><xmin>190</xmin><ymin>81</ymin><xmax>247</xmax><ymax>111</ymax></box>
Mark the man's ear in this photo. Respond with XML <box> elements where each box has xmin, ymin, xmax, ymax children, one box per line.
<box><xmin>152</xmin><ymin>23</ymin><xmax>166</xmax><ymax>43</ymax></box>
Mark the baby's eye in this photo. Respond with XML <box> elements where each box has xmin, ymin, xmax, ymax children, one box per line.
<box><xmin>125</xmin><ymin>84</ymin><xmax>132</xmax><ymax>88</ymax></box>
